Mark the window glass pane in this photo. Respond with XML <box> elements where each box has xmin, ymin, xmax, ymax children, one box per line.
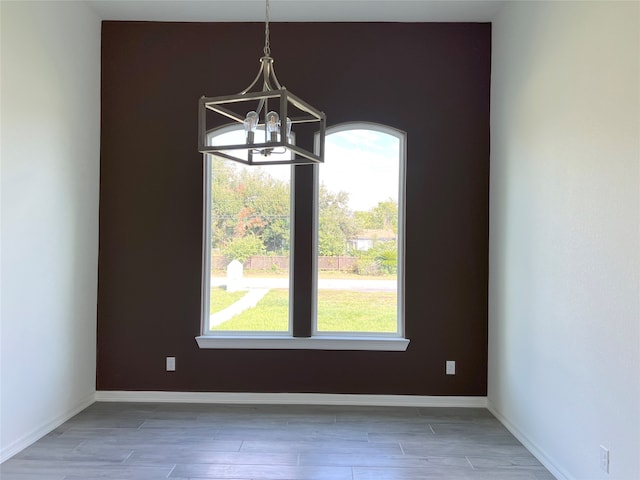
<box><xmin>316</xmin><ymin>128</ymin><xmax>402</xmax><ymax>334</ymax></box>
<box><xmin>207</xmin><ymin>129</ymin><xmax>291</xmax><ymax>333</ymax></box>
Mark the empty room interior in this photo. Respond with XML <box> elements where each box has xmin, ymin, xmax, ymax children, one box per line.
<box><xmin>1</xmin><ymin>1</ymin><xmax>638</xmax><ymax>479</ymax></box>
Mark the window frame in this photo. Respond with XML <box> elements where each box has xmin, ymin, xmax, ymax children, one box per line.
<box><xmin>312</xmin><ymin>122</ymin><xmax>407</xmax><ymax>339</ymax></box>
<box><xmin>200</xmin><ymin>124</ymin><xmax>295</xmax><ymax>337</ymax></box>
<box><xmin>196</xmin><ymin>123</ymin><xmax>409</xmax><ymax>351</ymax></box>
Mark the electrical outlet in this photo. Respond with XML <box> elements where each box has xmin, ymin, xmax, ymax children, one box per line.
<box><xmin>599</xmin><ymin>445</ymin><xmax>609</xmax><ymax>473</ymax></box>
<box><xmin>166</xmin><ymin>356</ymin><xmax>176</xmax><ymax>371</ymax></box>
<box><xmin>446</xmin><ymin>360</ymin><xmax>456</xmax><ymax>375</ymax></box>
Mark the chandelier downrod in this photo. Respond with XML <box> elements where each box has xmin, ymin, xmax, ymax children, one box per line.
<box><xmin>264</xmin><ymin>0</ymin><xmax>271</xmax><ymax>57</ymax></box>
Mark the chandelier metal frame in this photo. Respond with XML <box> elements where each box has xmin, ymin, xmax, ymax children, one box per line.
<box><xmin>198</xmin><ymin>0</ymin><xmax>326</xmax><ymax>166</ymax></box>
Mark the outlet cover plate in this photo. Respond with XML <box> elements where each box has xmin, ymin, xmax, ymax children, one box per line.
<box><xmin>446</xmin><ymin>360</ymin><xmax>456</xmax><ymax>375</ymax></box>
<box><xmin>166</xmin><ymin>357</ymin><xmax>176</xmax><ymax>371</ymax></box>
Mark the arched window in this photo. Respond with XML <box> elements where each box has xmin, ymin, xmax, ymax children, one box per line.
<box><xmin>315</xmin><ymin>123</ymin><xmax>406</xmax><ymax>337</ymax></box>
<box><xmin>203</xmin><ymin>126</ymin><xmax>293</xmax><ymax>334</ymax></box>
<box><xmin>198</xmin><ymin>122</ymin><xmax>408</xmax><ymax>350</ymax></box>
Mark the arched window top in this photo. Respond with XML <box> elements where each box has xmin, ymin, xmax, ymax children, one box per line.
<box><xmin>315</xmin><ymin>121</ymin><xmax>406</xmax><ymax>336</ymax></box>
<box><xmin>325</xmin><ymin>121</ymin><xmax>406</xmax><ymax>141</ymax></box>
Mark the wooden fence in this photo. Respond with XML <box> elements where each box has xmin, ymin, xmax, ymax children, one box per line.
<box><xmin>211</xmin><ymin>255</ymin><xmax>357</xmax><ymax>272</ymax></box>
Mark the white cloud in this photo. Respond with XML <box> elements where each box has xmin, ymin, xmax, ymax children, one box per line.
<box><xmin>321</xmin><ymin>130</ymin><xmax>400</xmax><ymax>211</ymax></box>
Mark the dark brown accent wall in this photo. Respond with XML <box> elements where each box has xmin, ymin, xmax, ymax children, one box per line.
<box><xmin>98</xmin><ymin>22</ymin><xmax>490</xmax><ymax>395</ymax></box>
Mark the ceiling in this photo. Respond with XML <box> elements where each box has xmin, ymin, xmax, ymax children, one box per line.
<box><xmin>86</xmin><ymin>0</ymin><xmax>504</xmax><ymax>22</ymax></box>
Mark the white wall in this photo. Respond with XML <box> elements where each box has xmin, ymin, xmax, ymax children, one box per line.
<box><xmin>489</xmin><ymin>1</ymin><xmax>639</xmax><ymax>479</ymax></box>
<box><xmin>0</xmin><ymin>1</ymin><xmax>101</xmax><ymax>461</ymax></box>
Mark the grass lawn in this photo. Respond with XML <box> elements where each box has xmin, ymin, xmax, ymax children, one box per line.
<box><xmin>210</xmin><ymin>289</ymin><xmax>397</xmax><ymax>333</ymax></box>
<box><xmin>210</xmin><ymin>287</ymin><xmax>246</xmax><ymax>313</ymax></box>
<box><xmin>212</xmin><ymin>289</ymin><xmax>289</xmax><ymax>331</ymax></box>
<box><xmin>317</xmin><ymin>290</ymin><xmax>397</xmax><ymax>332</ymax></box>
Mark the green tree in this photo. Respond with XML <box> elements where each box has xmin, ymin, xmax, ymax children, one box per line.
<box><xmin>354</xmin><ymin>241</ymin><xmax>397</xmax><ymax>276</ymax></box>
<box><xmin>318</xmin><ymin>184</ymin><xmax>359</xmax><ymax>256</ymax></box>
<box><xmin>373</xmin><ymin>244</ymin><xmax>397</xmax><ymax>274</ymax></box>
<box><xmin>211</xmin><ymin>158</ymin><xmax>290</xmax><ymax>254</ymax></box>
<box><xmin>211</xmin><ymin>160</ymin><xmax>364</xmax><ymax>259</ymax></box>
<box><xmin>354</xmin><ymin>199</ymin><xmax>398</xmax><ymax>232</ymax></box>
<box><xmin>371</xmin><ymin>199</ymin><xmax>398</xmax><ymax>232</ymax></box>
<box><xmin>222</xmin><ymin>234</ymin><xmax>266</xmax><ymax>264</ymax></box>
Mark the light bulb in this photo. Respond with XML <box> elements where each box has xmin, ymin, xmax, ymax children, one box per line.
<box><xmin>286</xmin><ymin>117</ymin><xmax>292</xmax><ymax>141</ymax></box>
<box><xmin>266</xmin><ymin>111</ymin><xmax>280</xmax><ymax>142</ymax></box>
<box><xmin>244</xmin><ymin>111</ymin><xmax>258</xmax><ymax>144</ymax></box>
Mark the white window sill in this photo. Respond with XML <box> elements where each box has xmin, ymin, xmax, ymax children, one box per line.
<box><xmin>195</xmin><ymin>335</ymin><xmax>410</xmax><ymax>351</ymax></box>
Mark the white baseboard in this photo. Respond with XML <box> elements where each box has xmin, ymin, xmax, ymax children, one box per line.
<box><xmin>95</xmin><ymin>391</ymin><xmax>487</xmax><ymax>408</ymax></box>
<box><xmin>0</xmin><ymin>392</ymin><xmax>96</xmax><ymax>464</ymax></box>
<box><xmin>487</xmin><ymin>403</ymin><xmax>569</xmax><ymax>480</ymax></box>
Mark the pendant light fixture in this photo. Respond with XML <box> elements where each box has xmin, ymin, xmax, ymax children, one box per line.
<box><xmin>198</xmin><ymin>0</ymin><xmax>326</xmax><ymax>165</ymax></box>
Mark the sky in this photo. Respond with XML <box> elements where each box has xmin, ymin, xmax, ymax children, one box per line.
<box><xmin>211</xmin><ymin>127</ymin><xmax>401</xmax><ymax>212</ymax></box>
<box><xmin>320</xmin><ymin>129</ymin><xmax>400</xmax><ymax>211</ymax></box>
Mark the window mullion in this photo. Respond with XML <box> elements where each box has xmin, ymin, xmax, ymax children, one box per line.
<box><xmin>292</xmin><ymin>164</ymin><xmax>314</xmax><ymax>337</ymax></box>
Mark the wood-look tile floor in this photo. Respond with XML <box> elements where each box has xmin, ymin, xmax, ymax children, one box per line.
<box><xmin>1</xmin><ymin>402</ymin><xmax>556</xmax><ymax>479</ymax></box>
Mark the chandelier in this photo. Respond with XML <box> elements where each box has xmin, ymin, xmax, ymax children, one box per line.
<box><xmin>198</xmin><ymin>0</ymin><xmax>326</xmax><ymax>165</ymax></box>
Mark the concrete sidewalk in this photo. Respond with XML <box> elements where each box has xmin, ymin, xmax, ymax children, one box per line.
<box><xmin>209</xmin><ymin>288</ymin><xmax>269</xmax><ymax>327</ymax></box>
